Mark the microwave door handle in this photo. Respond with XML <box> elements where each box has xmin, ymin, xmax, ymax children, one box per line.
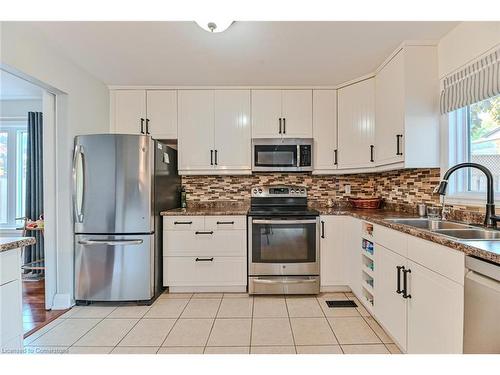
<box><xmin>252</xmin><ymin>219</ymin><xmax>318</xmax><ymax>225</ymax></box>
<box><xmin>297</xmin><ymin>145</ymin><xmax>301</xmax><ymax>168</ymax></box>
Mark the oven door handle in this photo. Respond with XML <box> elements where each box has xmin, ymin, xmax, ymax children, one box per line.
<box><xmin>252</xmin><ymin>219</ymin><xmax>318</xmax><ymax>225</ymax></box>
<box><xmin>253</xmin><ymin>278</ymin><xmax>317</xmax><ymax>285</ymax></box>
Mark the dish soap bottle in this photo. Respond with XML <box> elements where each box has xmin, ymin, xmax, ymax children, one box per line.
<box><xmin>180</xmin><ymin>186</ymin><xmax>187</xmax><ymax>208</ymax></box>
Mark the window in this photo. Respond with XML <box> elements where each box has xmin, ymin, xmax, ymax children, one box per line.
<box><xmin>0</xmin><ymin>121</ymin><xmax>28</xmax><ymax>228</ymax></box>
<box><xmin>446</xmin><ymin>94</ymin><xmax>500</xmax><ymax>200</ymax></box>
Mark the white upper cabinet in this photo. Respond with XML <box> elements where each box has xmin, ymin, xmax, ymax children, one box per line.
<box><xmin>111</xmin><ymin>90</ymin><xmax>146</xmax><ymax>135</ymax></box>
<box><xmin>375</xmin><ymin>45</ymin><xmax>439</xmax><ymax>168</ymax></box>
<box><xmin>337</xmin><ymin>78</ymin><xmax>375</xmax><ymax>170</ymax></box>
<box><xmin>313</xmin><ymin>90</ymin><xmax>338</xmax><ymax>173</ymax></box>
<box><xmin>111</xmin><ymin>89</ymin><xmax>177</xmax><ymax>139</ymax></box>
<box><xmin>252</xmin><ymin>90</ymin><xmax>312</xmax><ymax>138</ymax></box>
<box><xmin>281</xmin><ymin>90</ymin><xmax>313</xmax><ymax>138</ymax></box>
<box><xmin>178</xmin><ymin>90</ymin><xmax>252</xmax><ymax>175</ymax></box>
<box><xmin>251</xmin><ymin>90</ymin><xmax>282</xmax><ymax>138</ymax></box>
<box><xmin>178</xmin><ymin>90</ymin><xmax>215</xmax><ymax>172</ymax></box>
<box><xmin>146</xmin><ymin>90</ymin><xmax>177</xmax><ymax>139</ymax></box>
<box><xmin>214</xmin><ymin>90</ymin><xmax>252</xmax><ymax>172</ymax></box>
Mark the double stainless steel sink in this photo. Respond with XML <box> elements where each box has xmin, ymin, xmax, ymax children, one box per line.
<box><xmin>386</xmin><ymin>218</ymin><xmax>500</xmax><ymax>241</ymax></box>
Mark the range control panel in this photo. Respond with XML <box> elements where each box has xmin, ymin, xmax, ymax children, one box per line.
<box><xmin>251</xmin><ymin>185</ymin><xmax>307</xmax><ymax>198</ymax></box>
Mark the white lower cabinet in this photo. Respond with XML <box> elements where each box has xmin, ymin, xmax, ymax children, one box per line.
<box><xmin>344</xmin><ymin>217</ymin><xmax>362</xmax><ymax>298</ymax></box>
<box><xmin>163</xmin><ymin>257</ymin><xmax>247</xmax><ymax>288</ymax></box>
<box><xmin>407</xmin><ymin>260</ymin><xmax>464</xmax><ymax>354</ymax></box>
<box><xmin>371</xmin><ymin>223</ymin><xmax>464</xmax><ymax>354</ymax></box>
<box><xmin>374</xmin><ymin>244</ymin><xmax>408</xmax><ymax>352</ymax></box>
<box><xmin>0</xmin><ymin>249</ymin><xmax>23</xmax><ymax>351</ymax></box>
<box><xmin>320</xmin><ymin>215</ymin><xmax>347</xmax><ymax>289</ymax></box>
<box><xmin>163</xmin><ymin>215</ymin><xmax>247</xmax><ymax>292</ymax></box>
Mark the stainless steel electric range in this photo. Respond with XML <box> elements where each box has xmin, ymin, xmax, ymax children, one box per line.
<box><xmin>247</xmin><ymin>185</ymin><xmax>320</xmax><ymax>295</ymax></box>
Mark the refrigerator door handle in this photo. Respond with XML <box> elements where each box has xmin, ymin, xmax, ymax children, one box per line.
<box><xmin>72</xmin><ymin>144</ymin><xmax>85</xmax><ymax>223</ymax></box>
<box><xmin>78</xmin><ymin>239</ymin><xmax>144</xmax><ymax>246</ymax></box>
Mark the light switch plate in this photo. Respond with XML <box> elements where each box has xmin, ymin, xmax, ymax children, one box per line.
<box><xmin>345</xmin><ymin>184</ymin><xmax>351</xmax><ymax>194</ymax></box>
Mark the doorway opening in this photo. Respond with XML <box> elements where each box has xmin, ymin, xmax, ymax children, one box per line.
<box><xmin>0</xmin><ymin>70</ymin><xmax>66</xmax><ymax>337</ymax></box>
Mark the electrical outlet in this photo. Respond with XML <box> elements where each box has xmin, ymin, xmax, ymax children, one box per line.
<box><xmin>345</xmin><ymin>184</ymin><xmax>351</xmax><ymax>194</ymax></box>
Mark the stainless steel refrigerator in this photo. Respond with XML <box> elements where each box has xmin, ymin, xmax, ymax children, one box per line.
<box><xmin>73</xmin><ymin>134</ymin><xmax>180</xmax><ymax>303</ymax></box>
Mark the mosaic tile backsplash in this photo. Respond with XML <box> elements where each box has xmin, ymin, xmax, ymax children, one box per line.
<box><xmin>181</xmin><ymin>168</ymin><xmax>489</xmax><ymax>224</ymax></box>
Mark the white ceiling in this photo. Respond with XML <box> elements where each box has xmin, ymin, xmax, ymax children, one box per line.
<box><xmin>0</xmin><ymin>70</ymin><xmax>43</xmax><ymax>99</ymax></box>
<box><xmin>31</xmin><ymin>21</ymin><xmax>459</xmax><ymax>86</ymax></box>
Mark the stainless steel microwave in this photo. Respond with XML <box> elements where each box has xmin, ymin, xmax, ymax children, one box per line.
<box><xmin>252</xmin><ymin>138</ymin><xmax>313</xmax><ymax>172</ymax></box>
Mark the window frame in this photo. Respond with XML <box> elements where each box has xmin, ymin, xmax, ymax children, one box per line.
<box><xmin>0</xmin><ymin>120</ymin><xmax>28</xmax><ymax>229</ymax></box>
<box><xmin>442</xmin><ymin>99</ymin><xmax>500</xmax><ymax>206</ymax></box>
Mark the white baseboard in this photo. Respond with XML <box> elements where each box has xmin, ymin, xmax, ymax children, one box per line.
<box><xmin>320</xmin><ymin>285</ymin><xmax>351</xmax><ymax>293</ymax></box>
<box><xmin>168</xmin><ymin>286</ymin><xmax>246</xmax><ymax>293</ymax></box>
<box><xmin>51</xmin><ymin>293</ymin><xmax>73</xmax><ymax>310</ymax></box>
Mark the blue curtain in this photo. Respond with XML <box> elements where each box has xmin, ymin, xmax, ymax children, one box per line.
<box><xmin>25</xmin><ymin>112</ymin><xmax>44</xmax><ymax>274</ymax></box>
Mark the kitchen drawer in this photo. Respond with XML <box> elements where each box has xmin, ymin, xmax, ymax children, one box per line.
<box><xmin>373</xmin><ymin>224</ymin><xmax>408</xmax><ymax>257</ymax></box>
<box><xmin>163</xmin><ymin>230</ymin><xmax>246</xmax><ymax>257</ymax></box>
<box><xmin>205</xmin><ymin>216</ymin><xmax>246</xmax><ymax>231</ymax></box>
<box><xmin>407</xmin><ymin>236</ymin><xmax>465</xmax><ymax>285</ymax></box>
<box><xmin>163</xmin><ymin>216</ymin><xmax>204</xmax><ymax>231</ymax></box>
<box><xmin>163</xmin><ymin>256</ymin><xmax>247</xmax><ymax>286</ymax></box>
<box><xmin>0</xmin><ymin>249</ymin><xmax>21</xmax><ymax>286</ymax></box>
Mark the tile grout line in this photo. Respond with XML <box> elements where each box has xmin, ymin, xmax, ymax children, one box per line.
<box><xmin>283</xmin><ymin>296</ymin><xmax>297</xmax><ymax>354</ymax></box>
<box><xmin>316</xmin><ymin>293</ymin><xmax>345</xmax><ymax>354</ymax></box>
<box><xmin>202</xmin><ymin>296</ymin><xmax>223</xmax><ymax>354</ymax></box>
<box><xmin>156</xmin><ymin>292</ymin><xmax>194</xmax><ymax>353</ymax></box>
<box><xmin>249</xmin><ymin>295</ymin><xmax>255</xmax><ymax>352</ymax></box>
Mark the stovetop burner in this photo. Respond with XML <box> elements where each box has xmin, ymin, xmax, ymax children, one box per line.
<box><xmin>248</xmin><ymin>185</ymin><xmax>318</xmax><ymax>217</ymax></box>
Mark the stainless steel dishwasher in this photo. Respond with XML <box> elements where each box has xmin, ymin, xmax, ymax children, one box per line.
<box><xmin>463</xmin><ymin>256</ymin><xmax>500</xmax><ymax>353</ymax></box>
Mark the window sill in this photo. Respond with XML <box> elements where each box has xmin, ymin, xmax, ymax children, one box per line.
<box><xmin>0</xmin><ymin>228</ymin><xmax>23</xmax><ymax>237</ymax></box>
<box><xmin>443</xmin><ymin>195</ymin><xmax>500</xmax><ymax>208</ymax></box>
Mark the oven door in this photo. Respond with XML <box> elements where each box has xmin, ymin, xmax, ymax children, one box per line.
<box><xmin>249</xmin><ymin>217</ymin><xmax>319</xmax><ymax>275</ymax></box>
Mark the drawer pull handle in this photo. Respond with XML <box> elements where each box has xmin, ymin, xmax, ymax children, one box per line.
<box><xmin>216</xmin><ymin>221</ymin><xmax>234</xmax><ymax>225</ymax></box>
<box><xmin>195</xmin><ymin>257</ymin><xmax>214</xmax><ymax>262</ymax></box>
<box><xmin>174</xmin><ymin>221</ymin><xmax>193</xmax><ymax>225</ymax></box>
<box><xmin>195</xmin><ymin>231</ymin><xmax>214</xmax><ymax>235</ymax></box>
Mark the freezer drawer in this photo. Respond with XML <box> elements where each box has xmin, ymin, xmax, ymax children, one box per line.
<box><xmin>75</xmin><ymin>234</ymin><xmax>154</xmax><ymax>301</ymax></box>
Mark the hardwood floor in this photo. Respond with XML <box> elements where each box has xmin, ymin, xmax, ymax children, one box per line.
<box><xmin>23</xmin><ymin>279</ymin><xmax>68</xmax><ymax>338</ymax></box>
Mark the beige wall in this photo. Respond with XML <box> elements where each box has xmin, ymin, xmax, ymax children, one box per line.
<box><xmin>438</xmin><ymin>21</ymin><xmax>500</xmax><ymax>78</ymax></box>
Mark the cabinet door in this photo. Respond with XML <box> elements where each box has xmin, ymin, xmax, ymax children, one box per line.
<box><xmin>407</xmin><ymin>261</ymin><xmax>463</xmax><ymax>353</ymax></box>
<box><xmin>337</xmin><ymin>78</ymin><xmax>375</xmax><ymax>169</ymax></box>
<box><xmin>146</xmin><ymin>90</ymin><xmax>177</xmax><ymax>139</ymax></box>
<box><xmin>178</xmin><ymin>90</ymin><xmax>215</xmax><ymax>172</ymax></box>
<box><xmin>282</xmin><ymin>90</ymin><xmax>313</xmax><ymax>138</ymax></box>
<box><xmin>0</xmin><ymin>279</ymin><xmax>23</xmax><ymax>348</ymax></box>
<box><xmin>344</xmin><ymin>217</ymin><xmax>361</xmax><ymax>297</ymax></box>
<box><xmin>375</xmin><ymin>51</ymin><xmax>405</xmax><ymax>165</ymax></box>
<box><xmin>320</xmin><ymin>216</ymin><xmax>346</xmax><ymax>287</ymax></box>
<box><xmin>313</xmin><ymin>90</ymin><xmax>338</xmax><ymax>172</ymax></box>
<box><xmin>214</xmin><ymin>90</ymin><xmax>251</xmax><ymax>172</ymax></box>
<box><xmin>112</xmin><ymin>90</ymin><xmax>146</xmax><ymax>134</ymax></box>
<box><xmin>374</xmin><ymin>244</ymin><xmax>407</xmax><ymax>352</ymax></box>
<box><xmin>251</xmin><ymin>90</ymin><xmax>282</xmax><ymax>138</ymax></box>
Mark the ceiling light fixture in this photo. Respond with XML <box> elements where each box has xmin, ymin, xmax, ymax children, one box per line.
<box><xmin>195</xmin><ymin>20</ymin><xmax>234</xmax><ymax>33</ymax></box>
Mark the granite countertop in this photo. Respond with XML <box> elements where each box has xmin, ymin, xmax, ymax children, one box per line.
<box><xmin>311</xmin><ymin>205</ymin><xmax>500</xmax><ymax>265</ymax></box>
<box><xmin>0</xmin><ymin>237</ymin><xmax>36</xmax><ymax>253</ymax></box>
<box><xmin>161</xmin><ymin>202</ymin><xmax>250</xmax><ymax>216</ymax></box>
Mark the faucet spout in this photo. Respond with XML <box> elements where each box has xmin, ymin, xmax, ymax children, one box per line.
<box><xmin>436</xmin><ymin>163</ymin><xmax>500</xmax><ymax>228</ymax></box>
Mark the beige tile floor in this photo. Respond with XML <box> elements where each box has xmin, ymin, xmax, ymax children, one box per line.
<box><xmin>22</xmin><ymin>292</ymin><xmax>402</xmax><ymax>355</ymax></box>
